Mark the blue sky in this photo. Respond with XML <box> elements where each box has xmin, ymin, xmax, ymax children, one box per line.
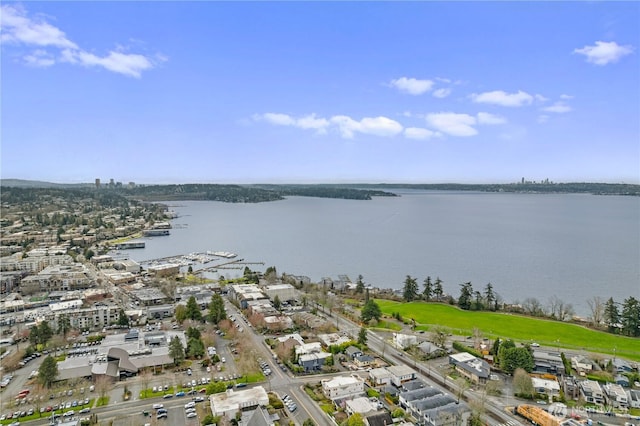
<box><xmin>1</xmin><ymin>1</ymin><xmax>638</xmax><ymax>184</ymax></box>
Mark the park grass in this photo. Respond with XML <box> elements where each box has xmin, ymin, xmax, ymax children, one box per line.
<box><xmin>375</xmin><ymin>300</ymin><xmax>640</xmax><ymax>361</ymax></box>
<box><xmin>374</xmin><ymin>320</ymin><xmax>402</xmax><ymax>332</ymax></box>
<box><xmin>95</xmin><ymin>396</ymin><xmax>109</xmax><ymax>407</ymax></box>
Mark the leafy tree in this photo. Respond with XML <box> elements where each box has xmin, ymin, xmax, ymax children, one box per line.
<box><xmin>621</xmin><ymin>296</ymin><xmax>640</xmax><ymax>337</ymax></box>
<box><xmin>355</xmin><ymin>275</ymin><xmax>365</xmax><ymax>294</ymax></box>
<box><xmin>604</xmin><ymin>297</ymin><xmax>620</xmax><ymax>333</ymax></box>
<box><xmin>169</xmin><ymin>336</ymin><xmax>185</xmax><ymax>365</ymax></box>
<box><xmin>433</xmin><ymin>277</ymin><xmax>444</xmax><ymax>300</ymax></box>
<box><xmin>57</xmin><ymin>315</ymin><xmax>72</xmax><ymax>338</ymax></box>
<box><xmin>117</xmin><ymin>309</ymin><xmax>129</xmax><ymax>327</ymax></box>
<box><xmin>458</xmin><ymin>282</ymin><xmax>473</xmax><ymax>310</ymax></box>
<box><xmin>38</xmin><ymin>355</ymin><xmax>58</xmax><ymax>388</ymax></box>
<box><xmin>346</xmin><ymin>413</ymin><xmax>365</xmax><ymax>426</ymax></box>
<box><xmin>357</xmin><ymin>327</ymin><xmax>368</xmax><ymax>346</ymax></box>
<box><xmin>208</xmin><ymin>293</ymin><xmax>226</xmax><ymax>324</ymax></box>
<box><xmin>402</xmin><ymin>275</ymin><xmax>418</xmax><ymax>302</ymax></box>
<box><xmin>360</xmin><ymin>300</ymin><xmax>381</xmax><ymax>323</ymax></box>
<box><xmin>303</xmin><ymin>420</ymin><xmax>316</xmax><ymax>426</ymax></box>
<box><xmin>185</xmin><ymin>296</ymin><xmax>203</xmax><ymax>322</ymax></box>
<box><xmin>423</xmin><ymin>276</ymin><xmax>433</xmax><ymax>301</ymax></box>
<box><xmin>175</xmin><ymin>304</ymin><xmax>188</xmax><ymax>324</ymax></box>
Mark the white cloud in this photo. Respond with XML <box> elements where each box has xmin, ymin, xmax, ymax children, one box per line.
<box><xmin>295</xmin><ymin>114</ymin><xmax>330</xmax><ymax>134</ymax></box>
<box><xmin>0</xmin><ymin>4</ymin><xmax>162</xmax><ymax>78</ymax></box>
<box><xmin>23</xmin><ymin>49</ymin><xmax>55</xmax><ymax>67</ymax></box>
<box><xmin>72</xmin><ymin>50</ymin><xmax>156</xmax><ymax>78</ymax></box>
<box><xmin>542</xmin><ymin>102</ymin><xmax>572</xmax><ymax>113</ymax></box>
<box><xmin>537</xmin><ymin>115</ymin><xmax>550</xmax><ymax>124</ymax></box>
<box><xmin>574</xmin><ymin>41</ymin><xmax>634</xmax><ymax>65</ymax></box>
<box><xmin>560</xmin><ymin>94</ymin><xmax>574</xmax><ymax>100</ymax></box>
<box><xmin>331</xmin><ymin>115</ymin><xmax>403</xmax><ymax>138</ymax></box>
<box><xmin>470</xmin><ymin>90</ymin><xmax>534</xmax><ymax>107</ymax></box>
<box><xmin>0</xmin><ymin>5</ymin><xmax>77</xmax><ymax>49</ymax></box>
<box><xmin>534</xmin><ymin>94</ymin><xmax>549</xmax><ymax>103</ymax></box>
<box><xmin>389</xmin><ymin>77</ymin><xmax>434</xmax><ymax>95</ymax></box>
<box><xmin>254</xmin><ymin>113</ymin><xmax>400</xmax><ymax>138</ymax></box>
<box><xmin>476</xmin><ymin>112</ymin><xmax>506</xmax><ymax>125</ymax></box>
<box><xmin>256</xmin><ymin>113</ymin><xmax>296</xmax><ymax>126</ymax></box>
<box><xmin>432</xmin><ymin>88</ymin><xmax>452</xmax><ymax>98</ymax></box>
<box><xmin>404</xmin><ymin>127</ymin><xmax>440</xmax><ymax>140</ymax></box>
<box><xmin>425</xmin><ymin>112</ymin><xmax>478</xmax><ymax>137</ymax></box>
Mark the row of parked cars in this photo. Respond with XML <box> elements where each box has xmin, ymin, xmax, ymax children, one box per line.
<box><xmin>281</xmin><ymin>394</ymin><xmax>297</xmax><ymax>413</ymax></box>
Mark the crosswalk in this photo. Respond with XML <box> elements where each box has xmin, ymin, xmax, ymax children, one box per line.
<box><xmin>495</xmin><ymin>421</ymin><xmax>520</xmax><ymax>426</ymax></box>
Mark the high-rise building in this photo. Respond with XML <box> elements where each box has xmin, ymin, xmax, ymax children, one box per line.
<box><xmin>95</xmin><ymin>178</ymin><xmax>101</xmax><ymax>189</ymax></box>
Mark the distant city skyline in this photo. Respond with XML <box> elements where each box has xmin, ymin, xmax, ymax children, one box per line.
<box><xmin>1</xmin><ymin>2</ymin><xmax>638</xmax><ymax>184</ymax></box>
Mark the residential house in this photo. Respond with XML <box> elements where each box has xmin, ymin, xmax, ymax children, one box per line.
<box><xmin>387</xmin><ymin>365</ymin><xmax>417</xmax><ymax>387</ymax></box>
<box><xmin>579</xmin><ymin>380</ymin><xmax>604</xmax><ymax>405</ymax></box>
<box><xmin>364</xmin><ymin>412</ymin><xmax>393</xmax><ymax>426</ymax></box>
<box><xmin>532</xmin><ymin>377</ymin><xmax>561</xmax><ymax>397</ymax></box>
<box><xmin>345</xmin><ymin>345</ymin><xmax>364</xmax><ymax>360</ymax></box>
<box><xmin>345</xmin><ymin>397</ymin><xmax>377</xmax><ymax>416</ymax></box>
<box><xmin>322</xmin><ymin>375</ymin><xmax>365</xmax><ymax>401</ymax></box>
<box><xmin>354</xmin><ymin>355</ymin><xmax>375</xmax><ymax>369</ymax></box>
<box><xmin>532</xmin><ymin>351</ymin><xmax>565</xmax><ymax>376</ymax></box>
<box><xmin>394</xmin><ymin>333</ymin><xmax>417</xmax><ymax>349</ymax></box>
<box><xmin>369</xmin><ymin>368</ymin><xmax>392</xmax><ymax>387</ymax></box>
<box><xmin>627</xmin><ymin>390</ymin><xmax>640</xmax><ymax>409</ymax></box>
<box><xmin>603</xmin><ymin>383</ymin><xmax>628</xmax><ymax>408</ymax></box>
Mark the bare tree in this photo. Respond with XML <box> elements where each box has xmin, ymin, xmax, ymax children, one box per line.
<box><xmin>95</xmin><ymin>375</ymin><xmax>113</xmax><ymax>404</ymax></box>
<box><xmin>139</xmin><ymin>369</ymin><xmax>152</xmax><ymax>398</ymax></box>
<box><xmin>587</xmin><ymin>296</ymin><xmax>604</xmax><ymax>327</ymax></box>
<box><xmin>522</xmin><ymin>298</ymin><xmax>543</xmax><ymax>316</ymax></box>
<box><xmin>513</xmin><ymin>368</ymin><xmax>534</xmax><ymax>398</ymax></box>
<box><xmin>429</xmin><ymin>325</ymin><xmax>449</xmax><ymax>349</ymax></box>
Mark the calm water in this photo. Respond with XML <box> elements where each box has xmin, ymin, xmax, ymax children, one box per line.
<box><xmin>125</xmin><ymin>191</ymin><xmax>640</xmax><ymax>316</ymax></box>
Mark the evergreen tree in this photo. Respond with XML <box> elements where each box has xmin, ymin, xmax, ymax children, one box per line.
<box><xmin>458</xmin><ymin>282</ymin><xmax>473</xmax><ymax>310</ymax></box>
<box><xmin>185</xmin><ymin>296</ymin><xmax>203</xmax><ymax>322</ymax></box>
<box><xmin>187</xmin><ymin>338</ymin><xmax>205</xmax><ymax>358</ymax></box>
<box><xmin>117</xmin><ymin>309</ymin><xmax>129</xmax><ymax>327</ymax></box>
<box><xmin>484</xmin><ymin>283</ymin><xmax>496</xmax><ymax>311</ymax></box>
<box><xmin>273</xmin><ymin>295</ymin><xmax>282</xmax><ymax>311</ymax></box>
<box><xmin>361</xmin><ymin>300</ymin><xmax>381</xmax><ymax>323</ymax></box>
<box><xmin>208</xmin><ymin>294</ymin><xmax>227</xmax><ymax>324</ymax></box>
<box><xmin>621</xmin><ymin>297</ymin><xmax>640</xmax><ymax>337</ymax></box>
<box><xmin>57</xmin><ymin>315</ymin><xmax>72</xmax><ymax>338</ymax></box>
<box><xmin>433</xmin><ymin>277</ymin><xmax>444</xmax><ymax>300</ymax></box>
<box><xmin>38</xmin><ymin>356</ymin><xmax>58</xmax><ymax>388</ymax></box>
<box><xmin>473</xmin><ymin>291</ymin><xmax>483</xmax><ymax>311</ymax></box>
<box><xmin>402</xmin><ymin>275</ymin><xmax>418</xmax><ymax>302</ymax></box>
<box><xmin>423</xmin><ymin>276</ymin><xmax>433</xmax><ymax>301</ymax></box>
<box><xmin>604</xmin><ymin>297</ymin><xmax>620</xmax><ymax>333</ymax></box>
<box><xmin>37</xmin><ymin>322</ymin><xmax>53</xmax><ymax>345</ymax></box>
<box><xmin>355</xmin><ymin>275</ymin><xmax>365</xmax><ymax>294</ymax></box>
<box><xmin>169</xmin><ymin>336</ymin><xmax>185</xmax><ymax>365</ymax></box>
<box><xmin>357</xmin><ymin>327</ymin><xmax>368</xmax><ymax>346</ymax></box>
<box><xmin>364</xmin><ymin>288</ymin><xmax>370</xmax><ymax>303</ymax></box>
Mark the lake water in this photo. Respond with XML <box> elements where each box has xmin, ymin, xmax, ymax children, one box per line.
<box><xmin>124</xmin><ymin>190</ymin><xmax>640</xmax><ymax>316</ymax></box>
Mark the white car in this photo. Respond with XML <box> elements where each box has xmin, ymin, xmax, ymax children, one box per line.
<box><xmin>184</xmin><ymin>402</ymin><xmax>195</xmax><ymax>409</ymax></box>
<box><xmin>152</xmin><ymin>403</ymin><xmax>164</xmax><ymax>410</ymax></box>
<box><xmin>187</xmin><ymin>412</ymin><xmax>197</xmax><ymax>418</ymax></box>
<box><xmin>221</xmin><ymin>357</ymin><xmax>226</xmax><ymax>363</ymax></box>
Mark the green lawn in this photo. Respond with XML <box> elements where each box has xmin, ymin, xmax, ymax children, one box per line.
<box><xmin>376</xmin><ymin>300</ymin><xmax>640</xmax><ymax>361</ymax></box>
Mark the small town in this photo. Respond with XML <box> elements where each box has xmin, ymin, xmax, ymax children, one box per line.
<box><xmin>0</xmin><ymin>188</ymin><xmax>639</xmax><ymax>426</ymax></box>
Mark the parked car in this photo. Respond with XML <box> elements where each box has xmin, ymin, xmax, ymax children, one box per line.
<box><xmin>187</xmin><ymin>412</ymin><xmax>197</xmax><ymax>418</ymax></box>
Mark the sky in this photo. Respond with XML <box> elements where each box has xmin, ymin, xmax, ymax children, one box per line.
<box><xmin>1</xmin><ymin>1</ymin><xmax>639</xmax><ymax>184</ymax></box>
